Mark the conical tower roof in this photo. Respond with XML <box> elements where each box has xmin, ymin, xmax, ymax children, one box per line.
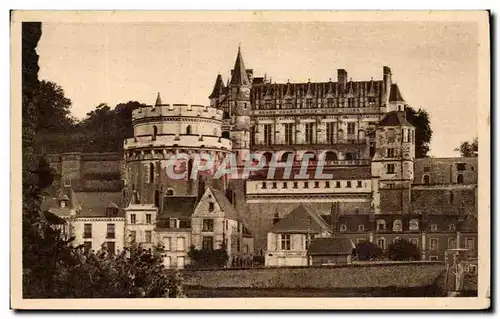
<box><xmin>155</xmin><ymin>92</ymin><xmax>162</xmax><ymax>106</ymax></box>
<box><xmin>284</xmin><ymin>80</ymin><xmax>293</xmax><ymax>99</ymax></box>
<box><xmin>209</xmin><ymin>74</ymin><xmax>225</xmax><ymax>99</ymax></box>
<box><xmin>389</xmin><ymin>83</ymin><xmax>405</xmax><ymax>102</ymax></box>
<box><xmin>229</xmin><ymin>46</ymin><xmax>250</xmax><ymax>86</ymax></box>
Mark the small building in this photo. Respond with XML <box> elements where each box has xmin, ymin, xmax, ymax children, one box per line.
<box><xmin>155</xmin><ymin>196</ymin><xmax>197</xmax><ymax>269</ymax></box>
<box><xmin>307</xmin><ymin>237</ymin><xmax>356</xmax><ymax>265</ymax></box>
<box><xmin>265</xmin><ymin>204</ymin><xmax>332</xmax><ymax>267</ymax></box>
<box><xmin>124</xmin><ymin>203</ymin><xmax>158</xmax><ymax>250</ymax></box>
<box><xmin>191</xmin><ymin>186</ymin><xmax>247</xmax><ymax>266</ymax></box>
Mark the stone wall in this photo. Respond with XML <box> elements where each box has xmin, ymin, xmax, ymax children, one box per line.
<box><xmin>183</xmin><ymin>262</ymin><xmax>444</xmax><ymax>289</ymax></box>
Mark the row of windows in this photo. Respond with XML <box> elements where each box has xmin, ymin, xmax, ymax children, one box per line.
<box><xmin>159</xmin><ymin>236</ymin><xmax>186</xmax><ymax>251</ymax></box>
<box><xmin>261</xmin><ymin>180</ymin><xmax>365</xmax><ymax>190</ymax></box>
<box><xmin>83</xmin><ymin>241</ymin><xmax>116</xmax><ymax>254</ymax></box>
<box><xmin>150</xmin><ymin>125</ymin><xmax>220</xmax><ymax>140</ymax></box>
<box><xmin>83</xmin><ymin>223</ymin><xmax>115</xmax><ymax>239</ymax></box>
<box><xmin>128</xmin><ymin>230</ymin><xmax>153</xmax><ymax>243</ymax></box>
<box><xmin>258</xmin><ymin>151</ymin><xmax>360</xmax><ymax>164</ymax></box>
<box><xmin>422</xmin><ymin>174</ymin><xmax>465</xmax><ymax>184</ymax></box>
<box><xmin>258</xmin><ymin>123</ymin><xmax>361</xmax><ymax>146</ymax></box>
<box><xmin>129</xmin><ymin>213</ymin><xmax>152</xmax><ymax>224</ymax></box>
<box><xmin>256</xmin><ymin>97</ymin><xmax>378</xmax><ymax>110</ymax></box>
<box><xmin>339</xmin><ymin>222</ymin><xmax>457</xmax><ymax>232</ymax></box>
<box><xmin>374</xmin><ymin>237</ymin><xmax>474</xmax><ymax>250</ymax></box>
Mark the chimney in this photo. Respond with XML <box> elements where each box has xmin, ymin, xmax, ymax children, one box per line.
<box><xmin>337</xmin><ymin>69</ymin><xmax>348</xmax><ymax>91</ymax></box>
<box><xmin>383</xmin><ymin>66</ymin><xmax>392</xmax><ymax>106</ymax></box>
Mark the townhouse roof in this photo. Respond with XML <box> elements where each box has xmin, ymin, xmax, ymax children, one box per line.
<box><xmin>378</xmin><ymin>111</ymin><xmax>412</xmax><ymax>127</ymax></box>
<box><xmin>307</xmin><ymin>237</ymin><xmax>356</xmax><ymax>256</ymax></box>
<box><xmin>160</xmin><ymin>196</ymin><xmax>198</xmax><ymax>219</ymax></box>
<box><xmin>269</xmin><ymin>204</ymin><xmax>330</xmax><ymax>234</ymax></box>
<box><xmin>209</xmin><ymin>186</ymin><xmax>240</xmax><ymax>221</ymax></box>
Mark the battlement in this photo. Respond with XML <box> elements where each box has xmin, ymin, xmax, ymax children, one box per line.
<box><xmin>132</xmin><ymin>104</ymin><xmax>224</xmax><ymax>122</ymax></box>
<box><xmin>124</xmin><ymin>134</ymin><xmax>232</xmax><ymax>151</ymax></box>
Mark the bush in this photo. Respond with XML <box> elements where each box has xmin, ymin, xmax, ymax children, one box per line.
<box><xmin>187</xmin><ymin>244</ymin><xmax>229</xmax><ymax>269</ymax></box>
<box><xmin>354</xmin><ymin>241</ymin><xmax>383</xmax><ymax>261</ymax></box>
<box><xmin>388</xmin><ymin>238</ymin><xmax>421</xmax><ymax>261</ymax></box>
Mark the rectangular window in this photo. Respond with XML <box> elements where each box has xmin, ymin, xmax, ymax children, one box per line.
<box><xmin>177</xmin><ymin>256</ymin><xmax>185</xmax><ymax>269</ymax></box>
<box><xmin>376</xmin><ymin>238</ymin><xmax>386</xmax><ymax>250</ymax></box>
<box><xmin>410</xmin><ymin>238</ymin><xmax>419</xmax><ymax>246</ymax></box>
<box><xmin>326</xmin><ymin>122</ymin><xmax>335</xmax><ymax>144</ymax></box>
<box><xmin>264</xmin><ymin>124</ymin><xmax>272</xmax><ymax>146</ymax></box>
<box><xmin>368</xmin><ymin>96</ymin><xmax>376</xmax><ymax>106</ymax></box>
<box><xmin>387</xmin><ymin>148</ymin><xmax>395</xmax><ymax>158</ymax></box>
<box><xmin>169</xmin><ymin>218</ymin><xmax>178</xmax><ymax>228</ymax></box>
<box><xmin>209</xmin><ymin>202</ymin><xmax>215</xmax><ymax>211</ymax></box>
<box><xmin>106</xmin><ymin>242</ymin><xmax>116</xmax><ymax>255</ymax></box>
<box><xmin>283</xmin><ymin>182</ymin><xmax>288</xmax><ymax>189</ymax></box>
<box><xmin>423</xmin><ymin>166</ymin><xmax>430</xmax><ymax>173</ymax></box>
<box><xmin>357</xmin><ymin>181</ymin><xmax>362</xmax><ymax>188</ymax></box>
<box><xmin>130</xmin><ymin>231</ymin><xmax>136</xmax><ymax>242</ymax></box>
<box><xmin>314</xmin><ymin>181</ymin><xmax>319</xmax><ymax>188</ymax></box>
<box><xmin>347</xmin><ymin>123</ymin><xmax>356</xmax><ymax>134</ymax></box>
<box><xmin>280</xmin><ymin>234</ymin><xmax>291</xmax><ymax>250</ymax></box>
<box><xmin>145</xmin><ymin>231</ymin><xmax>152</xmax><ymax>243</ymax></box>
<box><xmin>327</xmin><ymin>98</ymin><xmax>334</xmax><ymax>108</ymax></box>
<box><xmin>347</xmin><ymin>97</ymin><xmax>355</xmax><ymax>108</ymax></box>
<box><xmin>448</xmin><ymin>238</ymin><xmax>457</xmax><ymax>249</ymax></box>
<box><xmin>465</xmin><ymin>238</ymin><xmax>474</xmax><ymax>250</ymax></box>
<box><xmin>130</xmin><ymin>214</ymin><xmax>136</xmax><ymax>224</ymax></box>
<box><xmin>163</xmin><ymin>237</ymin><xmax>171</xmax><ymax>251</ymax></box>
<box><xmin>305</xmin><ymin>123</ymin><xmax>314</xmax><ymax>144</ymax></box>
<box><xmin>284</xmin><ymin>123</ymin><xmax>294</xmax><ymax>145</ymax></box>
<box><xmin>272</xmin><ymin>182</ymin><xmax>277</xmax><ymax>189</ymax></box>
<box><xmin>203</xmin><ymin>219</ymin><xmax>214</xmax><ymax>232</ymax></box>
<box><xmin>83</xmin><ymin>224</ymin><xmax>92</xmax><ymax>238</ymax></box>
<box><xmin>202</xmin><ymin>236</ymin><xmax>214</xmax><ymax>251</ymax></box>
<box><xmin>336</xmin><ymin>181</ymin><xmax>341</xmax><ymax>188</ymax></box>
<box><xmin>106</xmin><ymin>224</ymin><xmax>115</xmax><ymax>239</ymax></box>
<box><xmin>262</xmin><ymin>182</ymin><xmax>267</xmax><ymax>189</ymax></box>
<box><xmin>387</xmin><ymin>164</ymin><xmax>395</xmax><ymax>174</ymax></box>
<box><xmin>429</xmin><ymin>238</ymin><xmax>438</xmax><ymax>251</ymax></box>
<box><xmin>457</xmin><ymin>163</ymin><xmax>467</xmax><ymax>171</ymax></box>
<box><xmin>325</xmin><ymin>181</ymin><xmax>330</xmax><ymax>188</ymax></box>
<box><xmin>306</xmin><ymin>98</ymin><xmax>313</xmax><ymax>108</ymax></box>
<box><xmin>177</xmin><ymin>237</ymin><xmax>185</xmax><ymax>251</ymax></box>
<box><xmin>304</xmin><ymin>182</ymin><xmax>309</xmax><ymax>188</ymax></box>
<box><xmin>146</xmin><ymin>214</ymin><xmax>152</xmax><ymax>224</ymax></box>
<box><xmin>293</xmin><ymin>182</ymin><xmax>298</xmax><ymax>189</ymax></box>
<box><xmin>346</xmin><ymin>181</ymin><xmax>352</xmax><ymax>188</ymax></box>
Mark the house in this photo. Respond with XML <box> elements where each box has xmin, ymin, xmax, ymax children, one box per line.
<box><xmin>191</xmin><ymin>186</ymin><xmax>247</xmax><ymax>266</ymax></box>
<box><xmin>265</xmin><ymin>204</ymin><xmax>332</xmax><ymax>267</ymax></box>
<box><xmin>155</xmin><ymin>196</ymin><xmax>197</xmax><ymax>269</ymax></box>
<box><xmin>124</xmin><ymin>203</ymin><xmax>158</xmax><ymax>250</ymax></box>
<box><xmin>307</xmin><ymin>237</ymin><xmax>356</xmax><ymax>265</ymax></box>
<box><xmin>40</xmin><ymin>186</ymin><xmax>81</xmax><ymax>238</ymax></box>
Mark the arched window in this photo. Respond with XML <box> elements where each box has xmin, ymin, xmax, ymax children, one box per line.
<box><xmin>149</xmin><ymin>163</ymin><xmax>155</xmax><ymax>184</ymax></box>
<box><xmin>221</xmin><ymin>131</ymin><xmax>230</xmax><ymax>139</ymax></box>
<box><xmin>186</xmin><ymin>125</ymin><xmax>192</xmax><ymax>135</ymax></box>
<box><xmin>325</xmin><ymin>151</ymin><xmax>338</xmax><ymax>161</ymax></box>
<box><xmin>358</xmin><ymin>224</ymin><xmax>365</xmax><ymax>232</ymax></box>
<box><xmin>280</xmin><ymin>152</ymin><xmax>294</xmax><ymax>162</ymax></box>
<box><xmin>457</xmin><ymin>174</ymin><xmax>464</xmax><ymax>184</ymax></box>
<box><xmin>377</xmin><ymin>220</ymin><xmax>386</xmax><ymax>231</ymax></box>
<box><xmin>166</xmin><ymin>188</ymin><xmax>174</xmax><ymax>196</ymax></box>
<box><xmin>393</xmin><ymin>219</ymin><xmax>402</xmax><ymax>232</ymax></box>
<box><xmin>377</xmin><ymin>237</ymin><xmax>386</xmax><ymax>250</ymax></box>
<box><xmin>423</xmin><ymin>174</ymin><xmax>430</xmax><ymax>184</ymax></box>
<box><xmin>152</xmin><ymin>125</ymin><xmax>158</xmax><ymax>141</ymax></box>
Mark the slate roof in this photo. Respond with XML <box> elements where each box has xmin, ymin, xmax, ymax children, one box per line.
<box><xmin>389</xmin><ymin>83</ymin><xmax>405</xmax><ymax>102</ymax></box>
<box><xmin>307</xmin><ymin>237</ymin><xmax>356</xmax><ymax>256</ymax></box>
<box><xmin>378</xmin><ymin>111</ymin><xmax>412</xmax><ymax>127</ymax></box>
<box><xmin>79</xmin><ymin>206</ymin><xmax>125</xmax><ymax>218</ymax></box>
<box><xmin>209</xmin><ymin>186</ymin><xmax>239</xmax><ymax>220</ymax></box>
<box><xmin>41</xmin><ymin>186</ymin><xmax>81</xmax><ymax>218</ymax></box>
<box><xmin>269</xmin><ymin>205</ymin><xmax>330</xmax><ymax>234</ymax></box>
<box><xmin>459</xmin><ymin>214</ymin><xmax>478</xmax><ymax>232</ymax></box>
<box><xmin>160</xmin><ymin>196</ymin><xmax>198</xmax><ymax>219</ymax></box>
<box><xmin>209</xmin><ymin>74</ymin><xmax>225</xmax><ymax>99</ymax></box>
<box><xmin>229</xmin><ymin>47</ymin><xmax>250</xmax><ymax>86</ymax></box>
<box><xmin>155</xmin><ymin>92</ymin><xmax>162</xmax><ymax>106</ymax></box>
<box><xmin>337</xmin><ymin>214</ymin><xmax>374</xmax><ymax>232</ymax></box>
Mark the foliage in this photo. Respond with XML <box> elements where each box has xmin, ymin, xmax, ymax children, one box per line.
<box><xmin>187</xmin><ymin>244</ymin><xmax>229</xmax><ymax>269</ymax></box>
<box><xmin>405</xmin><ymin>106</ymin><xmax>433</xmax><ymax>158</ymax></box>
<box><xmin>455</xmin><ymin>137</ymin><xmax>478</xmax><ymax>157</ymax></box>
<box><xmin>354</xmin><ymin>241</ymin><xmax>383</xmax><ymax>261</ymax></box>
<box><xmin>34</xmin><ymin>80</ymin><xmax>76</xmax><ymax>133</ymax></box>
<box><xmin>387</xmin><ymin>238</ymin><xmax>421</xmax><ymax>261</ymax></box>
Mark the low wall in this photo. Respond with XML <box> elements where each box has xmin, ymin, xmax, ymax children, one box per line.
<box><xmin>183</xmin><ymin>262</ymin><xmax>445</xmax><ymax>290</ymax></box>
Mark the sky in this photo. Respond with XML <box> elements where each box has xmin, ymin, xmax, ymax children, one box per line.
<box><xmin>37</xmin><ymin>21</ymin><xmax>479</xmax><ymax>157</ymax></box>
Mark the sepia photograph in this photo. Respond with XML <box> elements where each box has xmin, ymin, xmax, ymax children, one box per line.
<box><xmin>11</xmin><ymin>10</ymin><xmax>490</xmax><ymax>309</ymax></box>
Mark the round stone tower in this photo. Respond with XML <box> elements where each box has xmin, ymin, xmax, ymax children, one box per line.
<box><xmin>123</xmin><ymin>95</ymin><xmax>232</xmax><ymax>208</ymax></box>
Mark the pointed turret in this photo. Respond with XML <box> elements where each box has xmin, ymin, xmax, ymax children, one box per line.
<box><xmin>230</xmin><ymin>46</ymin><xmax>250</xmax><ymax>86</ymax></box>
<box><xmin>284</xmin><ymin>80</ymin><xmax>293</xmax><ymax>98</ymax></box>
<box><xmin>326</xmin><ymin>78</ymin><xmax>335</xmax><ymax>97</ymax></box>
<box><xmin>305</xmin><ymin>79</ymin><xmax>313</xmax><ymax>98</ymax></box>
<box><xmin>368</xmin><ymin>77</ymin><xmax>375</xmax><ymax>96</ymax></box>
<box><xmin>347</xmin><ymin>78</ymin><xmax>354</xmax><ymax>95</ymax></box>
<box><xmin>209</xmin><ymin>74</ymin><xmax>225</xmax><ymax>99</ymax></box>
<box><xmin>389</xmin><ymin>83</ymin><xmax>405</xmax><ymax>102</ymax></box>
<box><xmin>155</xmin><ymin>92</ymin><xmax>162</xmax><ymax>106</ymax></box>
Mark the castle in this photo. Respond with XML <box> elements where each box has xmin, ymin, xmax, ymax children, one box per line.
<box><xmin>45</xmin><ymin>47</ymin><xmax>478</xmax><ymax>267</ymax></box>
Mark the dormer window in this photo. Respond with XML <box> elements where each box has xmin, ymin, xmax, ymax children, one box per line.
<box><xmin>358</xmin><ymin>224</ymin><xmax>365</xmax><ymax>231</ymax></box>
<box><xmin>340</xmin><ymin>224</ymin><xmax>347</xmax><ymax>232</ymax></box>
<box><xmin>430</xmin><ymin>224</ymin><xmax>438</xmax><ymax>232</ymax></box>
<box><xmin>59</xmin><ymin>200</ymin><xmax>67</xmax><ymax>208</ymax></box>
<box><xmin>377</xmin><ymin>220</ymin><xmax>386</xmax><ymax>231</ymax></box>
<box><xmin>449</xmin><ymin>224</ymin><xmax>456</xmax><ymax>231</ymax></box>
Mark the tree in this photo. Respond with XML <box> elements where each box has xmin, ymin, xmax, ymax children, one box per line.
<box><xmin>405</xmin><ymin>106</ymin><xmax>433</xmax><ymax>158</ymax></box>
<box><xmin>34</xmin><ymin>80</ymin><xmax>76</xmax><ymax>133</ymax></box>
<box><xmin>187</xmin><ymin>243</ymin><xmax>229</xmax><ymax>269</ymax></box>
<box><xmin>354</xmin><ymin>241</ymin><xmax>383</xmax><ymax>261</ymax></box>
<box><xmin>455</xmin><ymin>138</ymin><xmax>478</xmax><ymax>157</ymax></box>
<box><xmin>387</xmin><ymin>238</ymin><xmax>421</xmax><ymax>261</ymax></box>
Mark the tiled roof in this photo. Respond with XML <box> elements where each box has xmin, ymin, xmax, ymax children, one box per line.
<box><xmin>307</xmin><ymin>237</ymin><xmax>356</xmax><ymax>255</ymax></box>
<box><xmin>269</xmin><ymin>205</ymin><xmax>330</xmax><ymax>234</ymax></box>
<box><xmin>378</xmin><ymin>111</ymin><xmax>412</xmax><ymax>127</ymax></box>
<box><xmin>209</xmin><ymin>186</ymin><xmax>239</xmax><ymax>220</ymax></box>
<box><xmin>389</xmin><ymin>83</ymin><xmax>405</xmax><ymax>102</ymax></box>
<box><xmin>79</xmin><ymin>206</ymin><xmax>125</xmax><ymax>218</ymax></box>
<box><xmin>229</xmin><ymin>47</ymin><xmax>250</xmax><ymax>86</ymax></box>
<box><xmin>160</xmin><ymin>196</ymin><xmax>198</xmax><ymax>219</ymax></box>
